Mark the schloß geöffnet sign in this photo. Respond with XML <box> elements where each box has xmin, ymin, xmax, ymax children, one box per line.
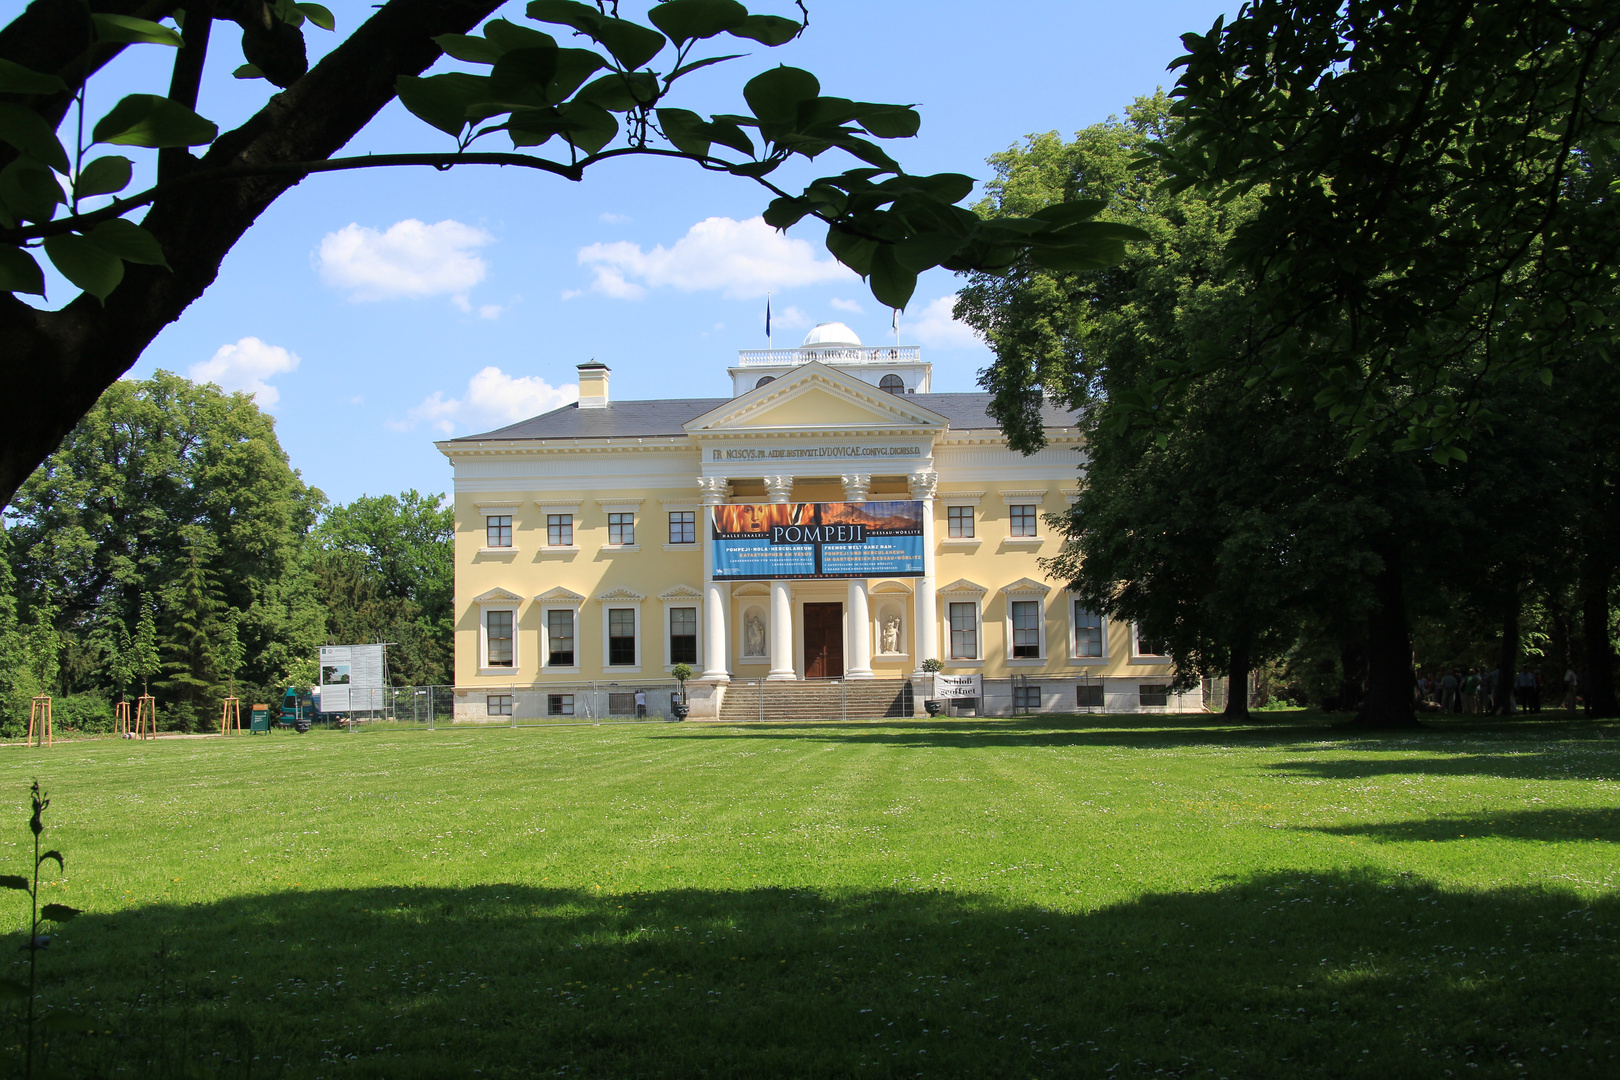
<box><xmin>711</xmin><ymin>501</ymin><xmax>924</xmax><ymax>580</ymax></box>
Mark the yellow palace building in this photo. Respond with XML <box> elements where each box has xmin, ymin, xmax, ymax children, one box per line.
<box><xmin>437</xmin><ymin>322</ymin><xmax>1199</xmax><ymax>721</ymax></box>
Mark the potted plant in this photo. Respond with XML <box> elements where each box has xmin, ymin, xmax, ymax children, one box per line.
<box><xmin>921</xmin><ymin>658</ymin><xmax>944</xmax><ymax>716</ymax></box>
<box><xmin>670</xmin><ymin>663</ymin><xmax>693</xmax><ymax>721</ymax></box>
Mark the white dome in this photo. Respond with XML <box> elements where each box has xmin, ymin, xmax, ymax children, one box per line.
<box><xmin>802</xmin><ymin>322</ymin><xmax>862</xmax><ymax>348</ymax></box>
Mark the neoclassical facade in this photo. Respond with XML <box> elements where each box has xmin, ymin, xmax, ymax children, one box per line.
<box><xmin>439</xmin><ymin>323</ymin><xmax>1198</xmax><ymax>719</ymax></box>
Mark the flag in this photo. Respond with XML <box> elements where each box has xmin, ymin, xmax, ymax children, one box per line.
<box><xmin>765</xmin><ymin>294</ymin><xmax>772</xmax><ymax>338</ymax></box>
<box><xmin>891</xmin><ymin>307</ymin><xmax>899</xmax><ymax>332</ymax></box>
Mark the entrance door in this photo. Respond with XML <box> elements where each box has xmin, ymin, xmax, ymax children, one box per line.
<box><xmin>803</xmin><ymin>602</ymin><xmax>844</xmax><ymax>678</ymax></box>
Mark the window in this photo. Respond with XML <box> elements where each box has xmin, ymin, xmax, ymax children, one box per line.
<box><xmin>879</xmin><ymin>374</ymin><xmax>904</xmax><ymax>394</ymax></box>
<box><xmin>1009</xmin><ymin>504</ymin><xmax>1038</xmax><ymax>537</ymax></box>
<box><xmin>949</xmin><ymin>602</ymin><xmax>978</xmax><ymax>660</ymax></box>
<box><xmin>546</xmin><ymin>609</ymin><xmax>575</xmax><ymax>667</ymax></box>
<box><xmin>1139</xmin><ymin>684</ymin><xmax>1169</xmax><ymax>707</ymax></box>
<box><xmin>1135</xmin><ymin>625</ymin><xmax>1166</xmax><ymax>657</ymax></box>
<box><xmin>947</xmin><ymin>505</ymin><xmax>975</xmax><ymax>538</ymax></box>
<box><xmin>1074</xmin><ymin>604</ymin><xmax>1103</xmax><ymax>658</ymax></box>
<box><xmin>608</xmin><ymin>692</ymin><xmax>636</xmax><ymax>715</ymax></box>
<box><xmin>669</xmin><ymin>606</ymin><xmax>698</xmax><ymax>664</ymax></box>
<box><xmin>547</xmin><ymin>513</ymin><xmax>573</xmax><ymax>546</ymax></box>
<box><xmin>1076</xmin><ymin>684</ymin><xmax>1103</xmax><ymax>709</ymax></box>
<box><xmin>486</xmin><ymin>694</ymin><xmax>512</xmax><ymax>716</ymax></box>
<box><xmin>1013</xmin><ymin>683</ymin><xmax>1041</xmax><ymax>710</ymax></box>
<box><xmin>608</xmin><ymin>512</ymin><xmax>635</xmax><ymax>546</ymax></box>
<box><xmin>755</xmin><ymin>376</ymin><xmax>775</xmax><ymax>389</ymax></box>
<box><xmin>485</xmin><ymin>515</ymin><xmax>512</xmax><ymax>548</ymax></box>
<box><xmin>668</xmin><ymin>511</ymin><xmax>696</xmax><ymax>545</ymax></box>
<box><xmin>608</xmin><ymin>608</ymin><xmax>637</xmax><ymax>666</ymax></box>
<box><xmin>485</xmin><ymin>610</ymin><xmax>513</xmax><ymax>668</ymax></box>
<box><xmin>1011</xmin><ymin>600</ymin><xmax>1042</xmax><ymax>658</ymax></box>
<box><xmin>548</xmin><ymin>694</ymin><xmax>574</xmax><ymax>717</ymax></box>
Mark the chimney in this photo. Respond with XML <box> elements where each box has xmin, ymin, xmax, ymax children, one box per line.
<box><xmin>577</xmin><ymin>361</ymin><xmax>610</xmax><ymax>409</ymax></box>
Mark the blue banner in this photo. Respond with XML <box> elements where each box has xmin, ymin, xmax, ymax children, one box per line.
<box><xmin>711</xmin><ymin>501</ymin><xmax>925</xmax><ymax>580</ymax></box>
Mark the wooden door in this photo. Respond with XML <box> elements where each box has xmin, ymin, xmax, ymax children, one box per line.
<box><xmin>803</xmin><ymin>602</ymin><xmax>844</xmax><ymax>678</ymax></box>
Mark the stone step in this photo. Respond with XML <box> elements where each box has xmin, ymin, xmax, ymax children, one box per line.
<box><xmin>716</xmin><ymin>679</ymin><xmax>917</xmax><ymax>722</ymax></box>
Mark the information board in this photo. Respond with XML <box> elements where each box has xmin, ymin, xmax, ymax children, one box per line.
<box><xmin>711</xmin><ymin>501</ymin><xmax>924</xmax><ymax>581</ymax></box>
<box><xmin>318</xmin><ymin>644</ymin><xmax>387</xmax><ymax>712</ymax></box>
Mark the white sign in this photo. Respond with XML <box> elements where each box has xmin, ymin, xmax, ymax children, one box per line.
<box><xmin>319</xmin><ymin>644</ymin><xmax>388</xmax><ymax>712</ymax></box>
<box><xmin>932</xmin><ymin>674</ymin><xmax>982</xmax><ymax>699</ymax></box>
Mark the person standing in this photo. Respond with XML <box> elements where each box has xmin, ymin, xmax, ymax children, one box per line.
<box><xmin>1462</xmin><ymin>668</ymin><xmax>1480</xmax><ymax>714</ymax></box>
<box><xmin>1440</xmin><ymin>669</ymin><xmax>1459</xmax><ymax>713</ymax></box>
<box><xmin>634</xmin><ymin>689</ymin><xmax>646</xmax><ymax>718</ymax></box>
<box><xmin>1565</xmin><ymin>667</ymin><xmax>1579</xmax><ymax>712</ymax></box>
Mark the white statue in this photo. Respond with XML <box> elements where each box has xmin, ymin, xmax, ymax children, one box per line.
<box><xmin>881</xmin><ymin>614</ymin><xmax>901</xmax><ymax>654</ymax></box>
<box><xmin>745</xmin><ymin>612</ymin><xmax>767</xmax><ymax>656</ymax></box>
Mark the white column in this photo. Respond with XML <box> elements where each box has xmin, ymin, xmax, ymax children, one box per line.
<box><xmin>847</xmin><ymin>578</ymin><xmax>873</xmax><ymax>678</ymax></box>
<box><xmin>768</xmin><ymin>578</ymin><xmax>796</xmax><ymax>680</ymax></box>
<box><xmin>840</xmin><ymin>473</ymin><xmax>871</xmax><ymax>503</ymax></box>
<box><xmin>910</xmin><ymin>469</ymin><xmax>938</xmax><ymax>677</ymax></box>
<box><xmin>699</xmin><ymin>478</ymin><xmax>730</xmax><ymax>682</ymax></box>
<box><xmin>764</xmin><ymin>475</ymin><xmax>794</xmax><ymax>504</ymax></box>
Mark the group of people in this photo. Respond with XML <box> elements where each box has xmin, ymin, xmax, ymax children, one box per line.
<box><xmin>1417</xmin><ymin>666</ymin><xmax>1580</xmax><ymax>714</ymax></box>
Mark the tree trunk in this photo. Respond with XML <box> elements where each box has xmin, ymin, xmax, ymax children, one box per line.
<box><xmin>1224</xmin><ymin>639</ymin><xmax>1251</xmax><ymax>721</ymax></box>
<box><xmin>1495</xmin><ymin>577</ymin><xmax>1520</xmax><ymax>716</ymax></box>
<box><xmin>1337</xmin><ymin>637</ymin><xmax>1367</xmax><ymax>714</ymax></box>
<box><xmin>1353</xmin><ymin>543</ymin><xmax>1419</xmax><ymax>728</ymax></box>
<box><xmin>1582</xmin><ymin>547</ymin><xmax>1618</xmax><ymax>717</ymax></box>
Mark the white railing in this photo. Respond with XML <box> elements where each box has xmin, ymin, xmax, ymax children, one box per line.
<box><xmin>736</xmin><ymin>346</ymin><xmax>922</xmax><ymax>367</ymax></box>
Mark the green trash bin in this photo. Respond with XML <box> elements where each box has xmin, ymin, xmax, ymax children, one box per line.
<box><xmin>250</xmin><ymin>704</ymin><xmax>271</xmax><ymax>734</ymax></box>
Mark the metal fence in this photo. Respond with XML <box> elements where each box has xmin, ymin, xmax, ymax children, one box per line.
<box><xmin>301</xmin><ymin>681</ymin><xmax>686</xmax><ymax>732</ymax></box>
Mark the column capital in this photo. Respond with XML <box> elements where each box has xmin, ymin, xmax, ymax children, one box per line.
<box><xmin>764</xmin><ymin>475</ymin><xmax>794</xmax><ymax>504</ymax></box>
<box><xmin>697</xmin><ymin>477</ymin><xmax>731</xmax><ymax>505</ymax></box>
<box><xmin>908</xmin><ymin>469</ymin><xmax>938</xmax><ymax>500</ymax></box>
<box><xmin>840</xmin><ymin>473</ymin><xmax>871</xmax><ymax>503</ymax></box>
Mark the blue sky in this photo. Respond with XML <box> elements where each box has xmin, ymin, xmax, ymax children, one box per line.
<box><xmin>24</xmin><ymin>0</ymin><xmax>1235</xmax><ymax>505</ymax></box>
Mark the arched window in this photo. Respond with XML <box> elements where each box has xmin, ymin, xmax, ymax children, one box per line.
<box><xmin>755</xmin><ymin>376</ymin><xmax>776</xmax><ymax>389</ymax></box>
<box><xmin>879</xmin><ymin>374</ymin><xmax>904</xmax><ymax>395</ymax></box>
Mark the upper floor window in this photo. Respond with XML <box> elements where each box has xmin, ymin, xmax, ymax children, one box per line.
<box><xmin>485</xmin><ymin>610</ymin><xmax>514</xmax><ymax>668</ymax></box>
<box><xmin>608</xmin><ymin>512</ymin><xmax>635</xmax><ymax>546</ymax></box>
<box><xmin>1009</xmin><ymin>504</ymin><xmax>1039</xmax><ymax>537</ymax></box>
<box><xmin>755</xmin><ymin>376</ymin><xmax>776</xmax><ymax>389</ymax></box>
<box><xmin>608</xmin><ymin>608</ymin><xmax>637</xmax><ymax>666</ymax></box>
<box><xmin>546</xmin><ymin>609</ymin><xmax>575</xmax><ymax>667</ymax></box>
<box><xmin>1010</xmin><ymin>600</ymin><xmax>1042</xmax><ymax>658</ymax></box>
<box><xmin>669</xmin><ymin>511</ymin><xmax>696</xmax><ymax>544</ymax></box>
<box><xmin>949</xmin><ymin>602</ymin><xmax>979</xmax><ymax>660</ymax></box>
<box><xmin>547</xmin><ymin>513</ymin><xmax>573</xmax><ymax>547</ymax></box>
<box><xmin>485</xmin><ymin>515</ymin><xmax>512</xmax><ymax>548</ymax></box>
<box><xmin>1135</xmin><ymin>625</ymin><xmax>1166</xmax><ymax>657</ymax></box>
<box><xmin>879</xmin><ymin>374</ymin><xmax>905</xmax><ymax>394</ymax></box>
<box><xmin>669</xmin><ymin>606</ymin><xmax>698</xmax><ymax>665</ymax></box>
<box><xmin>947</xmin><ymin>505</ymin><xmax>974</xmax><ymax>538</ymax></box>
<box><xmin>1073</xmin><ymin>604</ymin><xmax>1104</xmax><ymax>658</ymax></box>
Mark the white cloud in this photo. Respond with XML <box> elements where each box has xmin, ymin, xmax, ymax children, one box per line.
<box><xmin>576</xmin><ymin>216</ymin><xmax>855</xmax><ymax>300</ymax></box>
<box><xmin>910</xmin><ymin>294</ymin><xmax>984</xmax><ymax>350</ymax></box>
<box><xmin>598</xmin><ymin>212</ymin><xmax>631</xmax><ymax>225</ymax></box>
<box><xmin>316</xmin><ymin>219</ymin><xmax>493</xmax><ymax>303</ymax></box>
<box><xmin>400</xmin><ymin>366</ymin><xmax>578</xmax><ymax>435</ymax></box>
<box><xmin>772</xmin><ymin>305</ymin><xmax>811</xmax><ymax>330</ymax></box>
<box><xmin>451</xmin><ymin>295</ymin><xmax>505</xmax><ymax>319</ymax></box>
<box><xmin>829</xmin><ymin>297</ymin><xmax>865</xmax><ymax>314</ymax></box>
<box><xmin>189</xmin><ymin>337</ymin><xmax>300</xmax><ymax>408</ymax></box>
<box><xmin>560</xmin><ymin>288</ymin><xmax>585</xmax><ymax>301</ymax></box>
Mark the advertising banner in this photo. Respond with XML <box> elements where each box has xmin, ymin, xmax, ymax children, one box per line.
<box><xmin>932</xmin><ymin>674</ymin><xmax>983</xmax><ymax>699</ymax></box>
<box><xmin>711</xmin><ymin>501</ymin><xmax>925</xmax><ymax>581</ymax></box>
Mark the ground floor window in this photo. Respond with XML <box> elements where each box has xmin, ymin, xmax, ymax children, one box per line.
<box><xmin>548</xmin><ymin>694</ymin><xmax>574</xmax><ymax>716</ymax></box>
<box><xmin>669</xmin><ymin>606</ymin><xmax>698</xmax><ymax>664</ymax></box>
<box><xmin>1013</xmin><ymin>683</ymin><xmax>1041</xmax><ymax>710</ymax></box>
<box><xmin>1076</xmin><ymin>684</ymin><xmax>1103</xmax><ymax>709</ymax></box>
<box><xmin>608</xmin><ymin>692</ymin><xmax>636</xmax><ymax>715</ymax></box>
<box><xmin>608</xmin><ymin>608</ymin><xmax>637</xmax><ymax>665</ymax></box>
<box><xmin>1139</xmin><ymin>684</ymin><xmax>1169</xmax><ymax>707</ymax></box>
<box><xmin>949</xmin><ymin>602</ymin><xmax>978</xmax><ymax>659</ymax></box>
<box><xmin>486</xmin><ymin>694</ymin><xmax>512</xmax><ymax>716</ymax></box>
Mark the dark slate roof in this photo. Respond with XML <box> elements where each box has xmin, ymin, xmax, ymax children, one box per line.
<box><xmin>452</xmin><ymin>393</ymin><xmax>1079</xmax><ymax>442</ymax></box>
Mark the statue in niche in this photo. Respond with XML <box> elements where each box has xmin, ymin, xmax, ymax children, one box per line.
<box><xmin>745</xmin><ymin>612</ymin><xmax>767</xmax><ymax>656</ymax></box>
<box><xmin>881</xmin><ymin>614</ymin><xmax>901</xmax><ymax>654</ymax></box>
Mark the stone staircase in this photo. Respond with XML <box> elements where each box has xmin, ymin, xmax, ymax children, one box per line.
<box><xmin>716</xmin><ymin>678</ymin><xmax>916</xmax><ymax>722</ymax></box>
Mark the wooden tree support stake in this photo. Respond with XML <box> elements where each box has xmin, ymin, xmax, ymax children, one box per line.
<box><xmin>221</xmin><ymin>696</ymin><xmax>241</xmax><ymax>735</ymax></box>
<box><xmin>135</xmin><ymin>695</ymin><xmax>157</xmax><ymax>740</ymax></box>
<box><xmin>27</xmin><ymin>696</ymin><xmax>52</xmax><ymax>748</ymax></box>
<box><xmin>115</xmin><ymin>700</ymin><xmax>132</xmax><ymax>738</ymax></box>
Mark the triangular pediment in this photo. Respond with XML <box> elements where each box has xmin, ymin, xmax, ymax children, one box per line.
<box><xmin>535</xmin><ymin>586</ymin><xmax>585</xmax><ymax>603</ymax></box>
<box><xmin>471</xmin><ymin>587</ymin><xmax>523</xmax><ymax>605</ymax></box>
<box><xmin>1000</xmin><ymin>577</ymin><xmax>1051</xmax><ymax>597</ymax></box>
<box><xmin>686</xmin><ymin>362</ymin><xmax>948</xmax><ymax>433</ymax></box>
<box><xmin>597</xmin><ymin>586</ymin><xmax>646</xmax><ymax>602</ymax></box>
<box><xmin>937</xmin><ymin>578</ymin><xmax>987</xmax><ymax>598</ymax></box>
<box><xmin>659</xmin><ymin>584</ymin><xmax>703</xmax><ymax>600</ymax></box>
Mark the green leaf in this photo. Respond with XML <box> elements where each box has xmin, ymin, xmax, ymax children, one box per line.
<box><xmin>727</xmin><ymin>14</ymin><xmax>801</xmax><ymax>46</ymax></box>
<box><xmin>556</xmin><ymin>101</ymin><xmax>618</xmax><ymax>154</ymax></box>
<box><xmin>434</xmin><ymin>34</ymin><xmax>503</xmax><ymax>65</ymax></box>
<box><xmin>0</xmin><ymin>874</ymin><xmax>29</xmax><ymax>890</ymax></box>
<box><xmin>1030</xmin><ymin>199</ymin><xmax>1108</xmax><ymax>226</ymax></box>
<box><xmin>395</xmin><ymin>74</ymin><xmax>493</xmax><ymax>137</ymax></box>
<box><xmin>295</xmin><ymin>3</ymin><xmax>336</xmax><ymax>31</ymax></box>
<box><xmin>705</xmin><ymin>117</ymin><xmax>754</xmax><ymax>157</ymax></box>
<box><xmin>577</xmin><ymin>73</ymin><xmax>643</xmax><ymax>112</ymax></box>
<box><xmin>489</xmin><ymin>47</ymin><xmax>561</xmax><ymax>107</ymax></box>
<box><xmin>0</xmin><ymin>158</ymin><xmax>64</xmax><ymax>223</ymax></box>
<box><xmin>86</xmin><ymin>220</ymin><xmax>168</xmax><ymax>268</ymax></box>
<box><xmin>0</xmin><ymin>103</ymin><xmax>71</xmax><ymax>173</ymax></box>
<box><xmin>546</xmin><ymin>48</ymin><xmax>608</xmax><ymax>104</ymax></box>
<box><xmin>92</xmin><ymin>95</ymin><xmax>217</xmax><ymax>148</ymax></box>
<box><xmin>762</xmin><ymin>196</ymin><xmax>811</xmax><ymax>230</ymax></box>
<box><xmin>41</xmin><ymin>1012</ymin><xmax>98</xmax><ymax>1033</ymax></box>
<box><xmin>43</xmin><ymin>234</ymin><xmax>124</xmax><ymax>302</ymax></box>
<box><xmin>647</xmin><ymin>0</ymin><xmax>748</xmax><ymax>46</ymax></box>
<box><xmin>74</xmin><ymin>155</ymin><xmax>133</xmax><ymax>198</ymax></box>
<box><xmin>233</xmin><ymin>63</ymin><xmax>265</xmax><ymax>80</ymax></box>
<box><xmin>0</xmin><ymin>978</ymin><xmax>27</xmax><ymax>1000</ymax></box>
<box><xmin>483</xmin><ymin>19</ymin><xmax>557</xmax><ymax>54</ymax></box>
<box><xmin>854</xmin><ymin>104</ymin><xmax>920</xmax><ymax>139</ymax></box>
<box><xmin>525</xmin><ymin>2</ymin><xmax>666</xmax><ymax>70</ymax></box>
<box><xmin>867</xmin><ymin>243</ymin><xmax>917</xmax><ymax>310</ymax></box>
<box><xmin>744</xmin><ymin>66</ymin><xmax>820</xmax><ymax>128</ymax></box>
<box><xmin>92</xmin><ymin>13</ymin><xmax>185</xmax><ymax>47</ymax></box>
<box><xmin>657</xmin><ymin>108</ymin><xmax>710</xmax><ymax>157</ymax></box>
<box><xmin>39</xmin><ymin>902</ymin><xmax>81</xmax><ymax>923</ymax></box>
<box><xmin>0</xmin><ymin>59</ymin><xmax>67</xmax><ymax>95</ymax></box>
<box><xmin>0</xmin><ymin>245</ymin><xmax>45</xmax><ymax>296</ymax></box>
<box><xmin>669</xmin><ymin>53</ymin><xmax>744</xmax><ymax>81</ymax></box>
<box><xmin>825</xmin><ymin>226</ymin><xmax>877</xmax><ymax>276</ymax></box>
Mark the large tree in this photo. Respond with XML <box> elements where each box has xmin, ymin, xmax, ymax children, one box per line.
<box><xmin>0</xmin><ymin>0</ymin><xmax>1142</xmax><ymax>509</ymax></box>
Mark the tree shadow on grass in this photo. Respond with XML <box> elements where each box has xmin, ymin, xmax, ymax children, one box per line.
<box><xmin>1265</xmin><ymin>746</ymin><xmax>1620</xmax><ymax>783</ymax></box>
<box><xmin>27</xmin><ymin>872</ymin><xmax>1620</xmax><ymax>1079</ymax></box>
<box><xmin>1305</xmin><ymin>807</ymin><xmax>1620</xmax><ymax>845</ymax></box>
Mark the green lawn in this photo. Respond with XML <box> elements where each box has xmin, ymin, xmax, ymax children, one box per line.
<box><xmin>2</xmin><ymin>713</ymin><xmax>1617</xmax><ymax>1078</ymax></box>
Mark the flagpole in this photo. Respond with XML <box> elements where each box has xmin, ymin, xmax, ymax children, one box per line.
<box><xmin>766</xmin><ymin>291</ymin><xmax>773</xmax><ymax>351</ymax></box>
<box><xmin>892</xmin><ymin>307</ymin><xmax>899</xmax><ymax>348</ymax></box>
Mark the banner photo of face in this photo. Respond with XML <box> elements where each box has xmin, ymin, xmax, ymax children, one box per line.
<box><xmin>711</xmin><ymin>501</ymin><xmax>925</xmax><ymax>580</ymax></box>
